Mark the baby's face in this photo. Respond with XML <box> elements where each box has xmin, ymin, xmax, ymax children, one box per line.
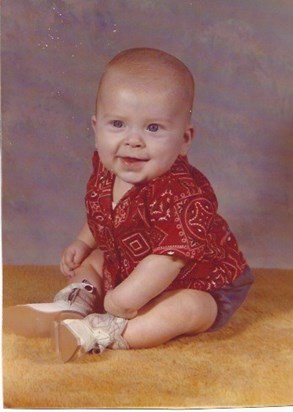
<box><xmin>92</xmin><ymin>74</ymin><xmax>194</xmax><ymax>185</ymax></box>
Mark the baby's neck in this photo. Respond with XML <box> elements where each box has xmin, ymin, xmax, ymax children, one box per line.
<box><xmin>113</xmin><ymin>176</ymin><xmax>134</xmax><ymax>204</ymax></box>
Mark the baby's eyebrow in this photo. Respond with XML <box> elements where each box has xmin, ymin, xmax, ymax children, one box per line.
<box><xmin>102</xmin><ymin>113</ymin><xmax>124</xmax><ymax>120</ymax></box>
<box><xmin>101</xmin><ymin>113</ymin><xmax>174</xmax><ymax>125</ymax></box>
<box><xmin>146</xmin><ymin>118</ymin><xmax>173</xmax><ymax>125</ymax></box>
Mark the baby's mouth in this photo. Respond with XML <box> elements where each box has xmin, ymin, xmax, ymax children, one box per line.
<box><xmin>118</xmin><ymin>156</ymin><xmax>149</xmax><ymax>168</ymax></box>
<box><xmin>121</xmin><ymin>157</ymin><xmax>147</xmax><ymax>163</ymax></box>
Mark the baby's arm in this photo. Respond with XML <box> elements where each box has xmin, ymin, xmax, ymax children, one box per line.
<box><xmin>60</xmin><ymin>222</ymin><xmax>97</xmax><ymax>278</ymax></box>
<box><xmin>104</xmin><ymin>254</ymin><xmax>185</xmax><ymax>318</ymax></box>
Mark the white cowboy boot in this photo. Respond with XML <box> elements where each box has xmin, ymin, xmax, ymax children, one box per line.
<box><xmin>3</xmin><ymin>280</ymin><xmax>99</xmax><ymax>338</ymax></box>
<box><xmin>53</xmin><ymin>313</ymin><xmax>129</xmax><ymax>362</ymax></box>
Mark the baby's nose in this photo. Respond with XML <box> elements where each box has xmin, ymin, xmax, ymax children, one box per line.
<box><xmin>125</xmin><ymin>131</ymin><xmax>144</xmax><ymax>147</ymax></box>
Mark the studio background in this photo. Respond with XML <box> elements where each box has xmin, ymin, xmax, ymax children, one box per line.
<box><xmin>2</xmin><ymin>0</ymin><xmax>292</xmax><ymax>268</ymax></box>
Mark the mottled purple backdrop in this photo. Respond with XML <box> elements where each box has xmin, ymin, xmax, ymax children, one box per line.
<box><xmin>2</xmin><ymin>0</ymin><xmax>292</xmax><ymax>267</ymax></box>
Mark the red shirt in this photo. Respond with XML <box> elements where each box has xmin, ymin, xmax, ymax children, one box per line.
<box><xmin>85</xmin><ymin>151</ymin><xmax>247</xmax><ymax>293</ymax></box>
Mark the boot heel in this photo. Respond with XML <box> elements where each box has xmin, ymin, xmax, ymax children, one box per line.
<box><xmin>51</xmin><ymin>321</ymin><xmax>60</xmax><ymax>353</ymax></box>
<box><xmin>56</xmin><ymin>321</ymin><xmax>84</xmax><ymax>363</ymax></box>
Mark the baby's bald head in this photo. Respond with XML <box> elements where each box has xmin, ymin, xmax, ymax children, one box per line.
<box><xmin>96</xmin><ymin>48</ymin><xmax>195</xmax><ymax>119</ymax></box>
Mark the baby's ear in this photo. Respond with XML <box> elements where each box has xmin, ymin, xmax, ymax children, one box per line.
<box><xmin>91</xmin><ymin>115</ymin><xmax>97</xmax><ymax>129</ymax></box>
<box><xmin>181</xmin><ymin>125</ymin><xmax>195</xmax><ymax>155</ymax></box>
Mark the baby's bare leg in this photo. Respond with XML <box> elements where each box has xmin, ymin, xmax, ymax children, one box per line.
<box><xmin>123</xmin><ymin>289</ymin><xmax>218</xmax><ymax>349</ymax></box>
<box><xmin>69</xmin><ymin>249</ymin><xmax>104</xmax><ymax>293</ymax></box>
<box><xmin>68</xmin><ymin>248</ymin><xmax>105</xmax><ymax>312</ymax></box>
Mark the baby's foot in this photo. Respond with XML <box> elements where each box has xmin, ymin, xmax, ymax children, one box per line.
<box><xmin>53</xmin><ymin>313</ymin><xmax>129</xmax><ymax>362</ymax></box>
<box><xmin>3</xmin><ymin>280</ymin><xmax>98</xmax><ymax>338</ymax></box>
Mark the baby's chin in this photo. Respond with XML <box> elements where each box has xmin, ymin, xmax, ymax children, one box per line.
<box><xmin>116</xmin><ymin>172</ymin><xmax>149</xmax><ymax>185</ymax></box>
<box><xmin>117</xmin><ymin>169</ymin><xmax>170</xmax><ymax>186</ymax></box>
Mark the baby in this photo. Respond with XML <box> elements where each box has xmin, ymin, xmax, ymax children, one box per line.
<box><xmin>4</xmin><ymin>48</ymin><xmax>254</xmax><ymax>362</ymax></box>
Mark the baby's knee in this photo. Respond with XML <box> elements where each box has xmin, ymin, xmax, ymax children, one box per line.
<box><xmin>178</xmin><ymin>289</ymin><xmax>218</xmax><ymax>333</ymax></box>
<box><xmin>81</xmin><ymin>249</ymin><xmax>104</xmax><ymax>276</ymax></box>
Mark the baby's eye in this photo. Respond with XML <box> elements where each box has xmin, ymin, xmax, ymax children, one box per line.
<box><xmin>111</xmin><ymin>120</ymin><xmax>124</xmax><ymax>128</ymax></box>
<box><xmin>147</xmin><ymin>123</ymin><xmax>159</xmax><ymax>132</ymax></box>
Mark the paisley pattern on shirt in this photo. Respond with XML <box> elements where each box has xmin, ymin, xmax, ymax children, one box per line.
<box><xmin>85</xmin><ymin>151</ymin><xmax>247</xmax><ymax>293</ymax></box>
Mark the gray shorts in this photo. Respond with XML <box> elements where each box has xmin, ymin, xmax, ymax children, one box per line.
<box><xmin>207</xmin><ymin>266</ymin><xmax>254</xmax><ymax>332</ymax></box>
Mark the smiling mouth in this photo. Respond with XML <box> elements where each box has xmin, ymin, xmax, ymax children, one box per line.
<box><xmin>118</xmin><ymin>156</ymin><xmax>148</xmax><ymax>168</ymax></box>
<box><xmin>119</xmin><ymin>156</ymin><xmax>149</xmax><ymax>163</ymax></box>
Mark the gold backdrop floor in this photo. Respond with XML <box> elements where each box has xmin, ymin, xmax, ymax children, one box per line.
<box><xmin>2</xmin><ymin>266</ymin><xmax>293</xmax><ymax>408</ymax></box>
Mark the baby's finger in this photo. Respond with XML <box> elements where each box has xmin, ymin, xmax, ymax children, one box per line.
<box><xmin>60</xmin><ymin>261</ymin><xmax>75</xmax><ymax>278</ymax></box>
<box><xmin>64</xmin><ymin>250</ymin><xmax>76</xmax><ymax>267</ymax></box>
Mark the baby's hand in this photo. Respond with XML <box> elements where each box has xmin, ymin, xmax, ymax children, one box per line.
<box><xmin>60</xmin><ymin>239</ymin><xmax>93</xmax><ymax>278</ymax></box>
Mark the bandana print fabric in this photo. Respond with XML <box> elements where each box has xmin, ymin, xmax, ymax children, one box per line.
<box><xmin>85</xmin><ymin>151</ymin><xmax>247</xmax><ymax>293</ymax></box>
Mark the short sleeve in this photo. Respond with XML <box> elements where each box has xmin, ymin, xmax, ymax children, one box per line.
<box><xmin>149</xmin><ymin>191</ymin><xmax>216</xmax><ymax>261</ymax></box>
